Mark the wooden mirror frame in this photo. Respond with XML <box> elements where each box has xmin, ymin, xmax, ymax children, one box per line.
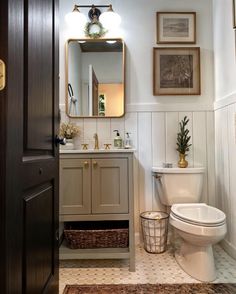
<box><xmin>65</xmin><ymin>38</ymin><xmax>126</xmax><ymax>118</ymax></box>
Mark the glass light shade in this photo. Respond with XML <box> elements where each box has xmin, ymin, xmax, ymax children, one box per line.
<box><xmin>106</xmin><ymin>40</ymin><xmax>117</xmax><ymax>44</ymax></box>
<box><xmin>65</xmin><ymin>10</ymin><xmax>87</xmax><ymax>28</ymax></box>
<box><xmin>100</xmin><ymin>10</ymin><xmax>121</xmax><ymax>30</ymax></box>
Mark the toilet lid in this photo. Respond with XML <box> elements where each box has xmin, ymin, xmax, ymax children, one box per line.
<box><xmin>171</xmin><ymin>203</ymin><xmax>226</xmax><ymax>227</ymax></box>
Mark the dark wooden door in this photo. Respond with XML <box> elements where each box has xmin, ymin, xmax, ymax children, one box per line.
<box><xmin>0</xmin><ymin>0</ymin><xmax>59</xmax><ymax>293</ymax></box>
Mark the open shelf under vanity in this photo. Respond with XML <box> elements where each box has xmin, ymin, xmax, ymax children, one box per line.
<box><xmin>59</xmin><ymin>151</ymin><xmax>135</xmax><ymax>271</ymax></box>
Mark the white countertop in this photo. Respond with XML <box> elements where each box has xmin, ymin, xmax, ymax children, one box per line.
<box><xmin>60</xmin><ymin>148</ymin><xmax>136</xmax><ymax>154</ymax></box>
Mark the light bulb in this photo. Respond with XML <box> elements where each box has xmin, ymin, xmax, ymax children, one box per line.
<box><xmin>100</xmin><ymin>5</ymin><xmax>121</xmax><ymax>30</ymax></box>
<box><xmin>65</xmin><ymin>6</ymin><xmax>87</xmax><ymax>28</ymax></box>
<box><xmin>106</xmin><ymin>40</ymin><xmax>117</xmax><ymax>44</ymax></box>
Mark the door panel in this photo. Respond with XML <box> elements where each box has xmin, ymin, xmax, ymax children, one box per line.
<box><xmin>23</xmin><ymin>184</ymin><xmax>54</xmax><ymax>293</ymax></box>
<box><xmin>26</xmin><ymin>0</ymin><xmax>54</xmax><ymax>151</ymax></box>
<box><xmin>22</xmin><ymin>0</ymin><xmax>59</xmax><ymax>292</ymax></box>
<box><xmin>92</xmin><ymin>158</ymin><xmax>129</xmax><ymax>214</ymax></box>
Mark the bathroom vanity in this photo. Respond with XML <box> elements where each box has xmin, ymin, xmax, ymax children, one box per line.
<box><xmin>59</xmin><ymin>149</ymin><xmax>135</xmax><ymax>271</ymax></box>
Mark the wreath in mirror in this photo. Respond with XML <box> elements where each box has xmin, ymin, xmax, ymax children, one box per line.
<box><xmin>85</xmin><ymin>21</ymin><xmax>107</xmax><ymax>39</ymax></box>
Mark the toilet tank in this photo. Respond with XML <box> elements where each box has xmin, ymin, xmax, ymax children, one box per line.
<box><xmin>152</xmin><ymin>167</ymin><xmax>205</xmax><ymax>206</ymax></box>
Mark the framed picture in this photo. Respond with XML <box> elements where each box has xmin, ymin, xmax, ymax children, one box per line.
<box><xmin>153</xmin><ymin>47</ymin><xmax>201</xmax><ymax>96</ymax></box>
<box><xmin>156</xmin><ymin>12</ymin><xmax>196</xmax><ymax>44</ymax></box>
<box><xmin>233</xmin><ymin>0</ymin><xmax>236</xmax><ymax>28</ymax></box>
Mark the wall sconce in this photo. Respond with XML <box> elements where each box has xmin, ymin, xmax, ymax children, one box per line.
<box><xmin>65</xmin><ymin>4</ymin><xmax>121</xmax><ymax>33</ymax></box>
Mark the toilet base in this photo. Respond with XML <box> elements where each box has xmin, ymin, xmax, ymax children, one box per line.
<box><xmin>175</xmin><ymin>241</ymin><xmax>216</xmax><ymax>282</ymax></box>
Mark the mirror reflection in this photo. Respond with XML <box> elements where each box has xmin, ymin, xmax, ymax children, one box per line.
<box><xmin>66</xmin><ymin>38</ymin><xmax>125</xmax><ymax>117</ymax></box>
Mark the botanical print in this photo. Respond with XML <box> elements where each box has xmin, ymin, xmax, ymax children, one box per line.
<box><xmin>153</xmin><ymin>47</ymin><xmax>200</xmax><ymax>95</ymax></box>
<box><xmin>160</xmin><ymin>55</ymin><xmax>193</xmax><ymax>89</ymax></box>
<box><xmin>163</xmin><ymin>18</ymin><xmax>189</xmax><ymax>37</ymax></box>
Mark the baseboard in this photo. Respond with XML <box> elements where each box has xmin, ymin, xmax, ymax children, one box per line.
<box><xmin>220</xmin><ymin>239</ymin><xmax>236</xmax><ymax>260</ymax></box>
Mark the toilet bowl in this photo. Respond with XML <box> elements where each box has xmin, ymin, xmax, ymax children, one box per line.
<box><xmin>152</xmin><ymin>167</ymin><xmax>227</xmax><ymax>282</ymax></box>
<box><xmin>170</xmin><ymin>203</ymin><xmax>227</xmax><ymax>282</ymax></box>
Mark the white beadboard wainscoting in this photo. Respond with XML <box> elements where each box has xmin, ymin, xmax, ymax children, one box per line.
<box><xmin>61</xmin><ymin>109</ymin><xmax>215</xmax><ymax>232</ymax></box>
<box><xmin>213</xmin><ymin>0</ymin><xmax>236</xmax><ymax>259</ymax></box>
<box><xmin>215</xmin><ymin>100</ymin><xmax>236</xmax><ymax>259</ymax></box>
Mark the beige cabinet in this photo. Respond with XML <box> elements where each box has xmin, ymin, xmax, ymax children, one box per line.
<box><xmin>60</xmin><ymin>157</ymin><xmax>129</xmax><ymax>215</ymax></box>
<box><xmin>92</xmin><ymin>158</ymin><xmax>128</xmax><ymax>214</ymax></box>
<box><xmin>60</xmin><ymin>158</ymin><xmax>91</xmax><ymax>215</ymax></box>
<box><xmin>59</xmin><ymin>151</ymin><xmax>135</xmax><ymax>271</ymax></box>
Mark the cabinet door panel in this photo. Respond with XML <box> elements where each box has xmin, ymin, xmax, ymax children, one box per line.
<box><xmin>92</xmin><ymin>158</ymin><xmax>128</xmax><ymax>213</ymax></box>
<box><xmin>60</xmin><ymin>159</ymin><xmax>91</xmax><ymax>214</ymax></box>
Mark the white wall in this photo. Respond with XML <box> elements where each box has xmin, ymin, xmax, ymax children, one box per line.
<box><xmin>213</xmin><ymin>0</ymin><xmax>236</xmax><ymax>102</ymax></box>
<box><xmin>59</xmin><ymin>0</ymin><xmax>215</xmax><ymax>231</ymax></box>
<box><xmin>81</xmin><ymin>52</ymin><xmax>122</xmax><ymax>83</ymax></box>
<box><xmin>60</xmin><ymin>0</ymin><xmax>214</xmax><ymax>110</ymax></box>
<box><xmin>213</xmin><ymin>0</ymin><xmax>236</xmax><ymax>258</ymax></box>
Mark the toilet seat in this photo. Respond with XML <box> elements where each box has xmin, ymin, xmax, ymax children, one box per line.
<box><xmin>171</xmin><ymin>203</ymin><xmax>226</xmax><ymax>227</ymax></box>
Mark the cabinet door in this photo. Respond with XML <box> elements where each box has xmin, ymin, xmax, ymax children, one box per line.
<box><xmin>60</xmin><ymin>159</ymin><xmax>91</xmax><ymax>214</ymax></box>
<box><xmin>92</xmin><ymin>158</ymin><xmax>129</xmax><ymax>213</ymax></box>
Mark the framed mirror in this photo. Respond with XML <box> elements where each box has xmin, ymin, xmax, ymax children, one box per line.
<box><xmin>65</xmin><ymin>38</ymin><xmax>125</xmax><ymax>118</ymax></box>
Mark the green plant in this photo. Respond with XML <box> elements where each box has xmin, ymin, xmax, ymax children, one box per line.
<box><xmin>176</xmin><ymin>116</ymin><xmax>192</xmax><ymax>155</ymax></box>
<box><xmin>84</xmin><ymin>21</ymin><xmax>107</xmax><ymax>39</ymax></box>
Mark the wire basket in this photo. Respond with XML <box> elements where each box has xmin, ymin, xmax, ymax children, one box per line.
<box><xmin>140</xmin><ymin>211</ymin><xmax>169</xmax><ymax>254</ymax></box>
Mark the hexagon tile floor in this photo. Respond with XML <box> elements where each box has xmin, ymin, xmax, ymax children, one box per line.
<box><xmin>59</xmin><ymin>245</ymin><xmax>236</xmax><ymax>294</ymax></box>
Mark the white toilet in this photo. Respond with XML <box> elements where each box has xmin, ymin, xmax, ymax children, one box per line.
<box><xmin>152</xmin><ymin>167</ymin><xmax>227</xmax><ymax>282</ymax></box>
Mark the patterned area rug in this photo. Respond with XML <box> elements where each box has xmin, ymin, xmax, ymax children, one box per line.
<box><xmin>63</xmin><ymin>283</ymin><xmax>236</xmax><ymax>294</ymax></box>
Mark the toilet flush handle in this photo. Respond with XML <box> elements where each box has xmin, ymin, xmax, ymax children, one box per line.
<box><xmin>153</xmin><ymin>173</ymin><xmax>162</xmax><ymax>180</ymax></box>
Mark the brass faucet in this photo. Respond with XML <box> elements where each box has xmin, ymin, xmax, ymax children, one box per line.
<box><xmin>93</xmin><ymin>133</ymin><xmax>99</xmax><ymax>150</ymax></box>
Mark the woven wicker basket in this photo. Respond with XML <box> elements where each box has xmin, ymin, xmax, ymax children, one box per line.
<box><xmin>64</xmin><ymin>228</ymin><xmax>129</xmax><ymax>249</ymax></box>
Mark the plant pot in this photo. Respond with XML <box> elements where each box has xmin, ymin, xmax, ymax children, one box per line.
<box><xmin>61</xmin><ymin>138</ymin><xmax>75</xmax><ymax>150</ymax></box>
<box><xmin>178</xmin><ymin>153</ymin><xmax>188</xmax><ymax>168</ymax></box>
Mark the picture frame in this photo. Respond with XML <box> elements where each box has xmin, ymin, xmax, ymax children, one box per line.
<box><xmin>153</xmin><ymin>47</ymin><xmax>201</xmax><ymax>96</ymax></box>
<box><xmin>233</xmin><ymin>0</ymin><xmax>236</xmax><ymax>29</ymax></box>
<box><xmin>156</xmin><ymin>12</ymin><xmax>196</xmax><ymax>44</ymax></box>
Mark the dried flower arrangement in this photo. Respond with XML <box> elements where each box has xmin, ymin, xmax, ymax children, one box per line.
<box><xmin>60</xmin><ymin>122</ymin><xmax>80</xmax><ymax>139</ymax></box>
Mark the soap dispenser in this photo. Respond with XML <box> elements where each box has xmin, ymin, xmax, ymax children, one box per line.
<box><xmin>113</xmin><ymin>130</ymin><xmax>123</xmax><ymax>149</ymax></box>
<box><xmin>124</xmin><ymin>132</ymin><xmax>132</xmax><ymax>149</ymax></box>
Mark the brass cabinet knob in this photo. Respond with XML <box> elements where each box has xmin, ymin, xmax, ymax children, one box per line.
<box><xmin>93</xmin><ymin>161</ymin><xmax>97</xmax><ymax>167</ymax></box>
<box><xmin>84</xmin><ymin>161</ymin><xmax>89</xmax><ymax>167</ymax></box>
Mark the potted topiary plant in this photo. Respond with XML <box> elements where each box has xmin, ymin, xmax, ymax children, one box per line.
<box><xmin>176</xmin><ymin>116</ymin><xmax>192</xmax><ymax>168</ymax></box>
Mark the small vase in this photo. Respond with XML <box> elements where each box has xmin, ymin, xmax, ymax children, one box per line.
<box><xmin>178</xmin><ymin>153</ymin><xmax>188</xmax><ymax>168</ymax></box>
<box><xmin>61</xmin><ymin>138</ymin><xmax>75</xmax><ymax>150</ymax></box>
